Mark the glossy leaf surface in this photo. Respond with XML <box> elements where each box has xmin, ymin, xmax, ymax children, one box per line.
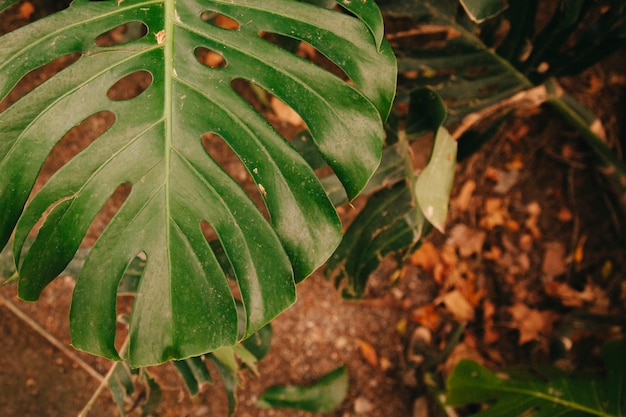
<box><xmin>0</xmin><ymin>0</ymin><xmax>396</xmax><ymax>366</ymax></box>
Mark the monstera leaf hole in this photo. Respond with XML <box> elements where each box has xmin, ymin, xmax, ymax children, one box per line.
<box><xmin>37</xmin><ymin>111</ymin><xmax>117</xmax><ymax>184</ymax></box>
<box><xmin>0</xmin><ymin>52</ymin><xmax>81</xmax><ymax>113</ymax></box>
<box><xmin>261</xmin><ymin>33</ymin><xmax>351</xmax><ymax>82</ymax></box>
<box><xmin>195</xmin><ymin>47</ymin><xmax>227</xmax><ymax>69</ymax></box>
<box><xmin>201</xmin><ymin>11</ymin><xmax>241</xmax><ymax>30</ymax></box>
<box><xmin>106</xmin><ymin>70</ymin><xmax>153</xmax><ymax>101</ymax></box>
<box><xmin>200</xmin><ymin>132</ymin><xmax>268</xmax><ymax>219</ymax></box>
<box><xmin>94</xmin><ymin>20</ymin><xmax>148</xmax><ymax>47</ymax></box>
<box><xmin>81</xmin><ymin>182</ymin><xmax>132</xmax><ymax>246</ymax></box>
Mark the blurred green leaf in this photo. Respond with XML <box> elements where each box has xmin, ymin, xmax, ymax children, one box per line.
<box><xmin>447</xmin><ymin>339</ymin><xmax>626</xmax><ymax>417</ymax></box>
<box><xmin>173</xmin><ymin>356</ymin><xmax>212</xmax><ymax>396</ymax></box>
<box><xmin>459</xmin><ymin>0</ymin><xmax>508</xmax><ymax>23</ymax></box>
<box><xmin>258</xmin><ymin>366</ymin><xmax>349</xmax><ymax>412</ymax></box>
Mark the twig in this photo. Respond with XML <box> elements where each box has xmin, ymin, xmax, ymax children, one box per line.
<box><xmin>0</xmin><ymin>292</ymin><xmax>104</xmax><ymax>383</ymax></box>
<box><xmin>78</xmin><ymin>338</ymin><xmax>130</xmax><ymax>417</ymax></box>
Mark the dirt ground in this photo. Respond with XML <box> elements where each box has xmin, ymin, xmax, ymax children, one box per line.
<box><xmin>1</xmin><ymin>1</ymin><xmax>625</xmax><ymax>417</ymax></box>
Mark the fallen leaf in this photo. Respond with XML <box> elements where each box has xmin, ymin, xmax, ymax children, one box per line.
<box><xmin>483</xmin><ymin>300</ymin><xmax>499</xmax><ymax>344</ymax></box>
<box><xmin>505</xmin><ymin>219</ymin><xmax>520</xmax><ymax>231</ymax></box>
<box><xmin>453</xmin><ymin>180</ymin><xmax>476</xmax><ymax>212</ymax></box>
<box><xmin>574</xmin><ymin>235</ymin><xmax>587</xmax><ymax>264</ymax></box>
<box><xmin>483</xmin><ymin>245</ymin><xmax>502</xmax><ymax>260</ymax></box>
<box><xmin>480</xmin><ymin>198</ymin><xmax>508</xmax><ymax>230</ymax></box>
<box><xmin>437</xmin><ymin>290</ymin><xmax>475</xmax><ymax>322</ymax></box>
<box><xmin>557</xmin><ymin>207</ymin><xmax>574</xmax><ymax>222</ymax></box>
<box><xmin>493</xmin><ymin>169</ymin><xmax>520</xmax><ymax>194</ymax></box>
<box><xmin>525</xmin><ymin>202</ymin><xmax>542</xmax><ymax>238</ymax></box>
<box><xmin>443</xmin><ymin>342</ymin><xmax>484</xmax><ymax>374</ymax></box>
<box><xmin>542</xmin><ymin>242</ymin><xmax>567</xmax><ymax>277</ymax></box>
<box><xmin>446</xmin><ymin>224</ymin><xmax>486</xmax><ymax>257</ymax></box>
<box><xmin>545</xmin><ymin>281</ymin><xmax>593</xmax><ymax>307</ymax></box>
<box><xmin>507</xmin><ymin>303</ymin><xmax>558</xmax><ymax>345</ymax></box>
<box><xmin>410</xmin><ymin>304</ymin><xmax>440</xmax><ymax>331</ymax></box>
<box><xmin>519</xmin><ymin>233</ymin><xmax>533</xmax><ymax>251</ymax></box>
<box><xmin>505</xmin><ymin>154</ymin><xmax>524</xmax><ymax>171</ymax></box>
<box><xmin>358</xmin><ymin>339</ymin><xmax>379</xmax><ymax>368</ymax></box>
<box><xmin>484</xmin><ymin>166</ymin><xmax>500</xmax><ymax>182</ymax></box>
<box><xmin>409</xmin><ymin>241</ymin><xmax>441</xmax><ymax>273</ymax></box>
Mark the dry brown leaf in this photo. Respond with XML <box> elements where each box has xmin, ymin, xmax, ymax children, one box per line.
<box><xmin>506</xmin><ymin>122</ymin><xmax>529</xmax><ymax>143</ymax></box>
<box><xmin>542</xmin><ymin>242</ymin><xmax>567</xmax><ymax>277</ymax></box>
<box><xmin>483</xmin><ymin>300</ymin><xmax>500</xmax><ymax>344</ymax></box>
<box><xmin>545</xmin><ymin>281</ymin><xmax>593</xmax><ymax>307</ymax></box>
<box><xmin>484</xmin><ymin>167</ymin><xmax>500</xmax><ymax>182</ymax></box>
<box><xmin>410</xmin><ymin>304</ymin><xmax>440</xmax><ymax>331</ymax></box>
<box><xmin>409</xmin><ymin>241</ymin><xmax>441</xmax><ymax>273</ymax></box>
<box><xmin>437</xmin><ymin>290</ymin><xmax>475</xmax><ymax>322</ymax></box>
<box><xmin>519</xmin><ymin>234</ymin><xmax>533</xmax><ymax>251</ymax></box>
<box><xmin>545</xmin><ymin>282</ymin><xmax>610</xmax><ymax>313</ymax></box>
<box><xmin>483</xmin><ymin>245</ymin><xmax>502</xmax><ymax>261</ymax></box>
<box><xmin>443</xmin><ymin>343</ymin><xmax>484</xmax><ymax>374</ymax></box>
<box><xmin>453</xmin><ymin>180</ymin><xmax>476</xmax><ymax>212</ymax></box>
<box><xmin>557</xmin><ymin>207</ymin><xmax>574</xmax><ymax>222</ymax></box>
<box><xmin>18</xmin><ymin>1</ymin><xmax>35</xmax><ymax>19</ymax></box>
<box><xmin>525</xmin><ymin>202</ymin><xmax>542</xmax><ymax>238</ymax></box>
<box><xmin>446</xmin><ymin>224</ymin><xmax>486</xmax><ymax>257</ymax></box>
<box><xmin>574</xmin><ymin>235</ymin><xmax>587</xmax><ymax>264</ymax></box>
<box><xmin>506</xmin><ymin>219</ymin><xmax>520</xmax><ymax>231</ymax></box>
<box><xmin>480</xmin><ymin>198</ymin><xmax>508</xmax><ymax>230</ymax></box>
<box><xmin>507</xmin><ymin>303</ymin><xmax>558</xmax><ymax>345</ymax></box>
<box><xmin>493</xmin><ymin>169</ymin><xmax>520</xmax><ymax>194</ymax></box>
<box><xmin>358</xmin><ymin>339</ymin><xmax>379</xmax><ymax>368</ymax></box>
<box><xmin>505</xmin><ymin>154</ymin><xmax>525</xmax><ymax>171</ymax></box>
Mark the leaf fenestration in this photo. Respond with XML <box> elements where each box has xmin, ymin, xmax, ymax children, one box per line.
<box><xmin>0</xmin><ymin>0</ymin><xmax>396</xmax><ymax>366</ymax></box>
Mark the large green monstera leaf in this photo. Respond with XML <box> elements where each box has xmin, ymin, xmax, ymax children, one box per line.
<box><xmin>0</xmin><ymin>0</ymin><xmax>396</xmax><ymax>366</ymax></box>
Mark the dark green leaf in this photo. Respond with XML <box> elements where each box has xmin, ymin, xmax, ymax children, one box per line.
<box><xmin>173</xmin><ymin>356</ymin><xmax>212</xmax><ymax>396</ymax></box>
<box><xmin>0</xmin><ymin>0</ymin><xmax>19</xmax><ymax>14</ymax></box>
<box><xmin>108</xmin><ymin>362</ymin><xmax>135</xmax><ymax>417</ymax></box>
<box><xmin>459</xmin><ymin>0</ymin><xmax>509</xmax><ymax>23</ymax></box>
<box><xmin>241</xmin><ymin>324</ymin><xmax>272</xmax><ymax>362</ymax></box>
<box><xmin>382</xmin><ymin>0</ymin><xmax>532</xmax><ymax>126</ymax></box>
<box><xmin>326</xmin><ymin>181</ymin><xmax>425</xmax><ymax>298</ymax></box>
<box><xmin>140</xmin><ymin>370</ymin><xmax>162</xmax><ymax>417</ymax></box>
<box><xmin>446</xmin><ymin>339</ymin><xmax>626</xmax><ymax>417</ymax></box>
<box><xmin>0</xmin><ymin>0</ymin><xmax>395</xmax><ymax>366</ymax></box>
<box><xmin>209</xmin><ymin>354</ymin><xmax>239</xmax><ymax>417</ymax></box>
<box><xmin>258</xmin><ymin>366</ymin><xmax>349</xmax><ymax>412</ymax></box>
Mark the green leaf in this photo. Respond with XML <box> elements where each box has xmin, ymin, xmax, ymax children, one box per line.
<box><xmin>257</xmin><ymin>366</ymin><xmax>349</xmax><ymax>412</ymax></box>
<box><xmin>0</xmin><ymin>0</ymin><xmax>395</xmax><ymax>366</ymax></box>
<box><xmin>413</xmin><ymin>90</ymin><xmax>457</xmax><ymax>233</ymax></box>
<box><xmin>459</xmin><ymin>0</ymin><xmax>509</xmax><ymax>23</ymax></box>
<box><xmin>337</xmin><ymin>0</ymin><xmax>386</xmax><ymax>52</ymax></box>
<box><xmin>108</xmin><ymin>362</ymin><xmax>135</xmax><ymax>417</ymax></box>
<box><xmin>0</xmin><ymin>0</ymin><xmax>19</xmax><ymax>14</ymax></box>
<box><xmin>173</xmin><ymin>356</ymin><xmax>212</xmax><ymax>396</ymax></box>
<box><xmin>209</xmin><ymin>354</ymin><xmax>239</xmax><ymax>416</ymax></box>
<box><xmin>326</xmin><ymin>181</ymin><xmax>425</xmax><ymax>298</ymax></box>
<box><xmin>382</xmin><ymin>0</ymin><xmax>532</xmax><ymax>126</ymax></box>
<box><xmin>446</xmin><ymin>339</ymin><xmax>626</xmax><ymax>417</ymax></box>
